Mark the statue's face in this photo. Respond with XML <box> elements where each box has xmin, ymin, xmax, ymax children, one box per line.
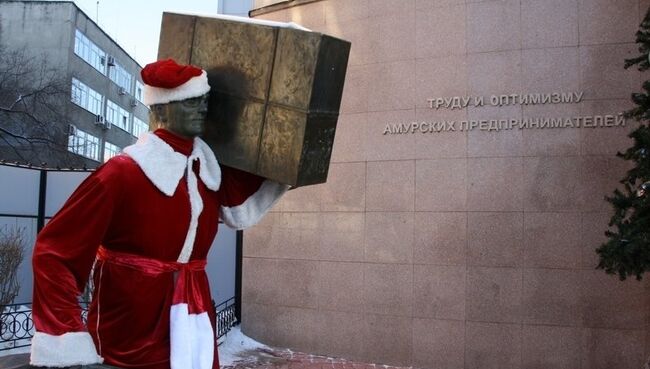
<box><xmin>160</xmin><ymin>93</ymin><xmax>209</xmax><ymax>138</ymax></box>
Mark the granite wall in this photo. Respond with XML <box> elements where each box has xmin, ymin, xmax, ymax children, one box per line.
<box><xmin>243</xmin><ymin>1</ymin><xmax>650</xmax><ymax>368</ymax></box>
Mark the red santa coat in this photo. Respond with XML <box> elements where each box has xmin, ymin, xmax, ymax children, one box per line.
<box><xmin>30</xmin><ymin>129</ymin><xmax>287</xmax><ymax>369</ymax></box>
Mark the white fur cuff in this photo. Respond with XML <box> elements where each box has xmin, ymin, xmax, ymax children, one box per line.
<box><xmin>220</xmin><ymin>180</ymin><xmax>289</xmax><ymax>230</ymax></box>
<box><xmin>30</xmin><ymin>331</ymin><xmax>103</xmax><ymax>367</ymax></box>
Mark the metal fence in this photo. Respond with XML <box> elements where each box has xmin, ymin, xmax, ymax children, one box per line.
<box><xmin>0</xmin><ymin>298</ymin><xmax>238</xmax><ymax>352</ymax></box>
<box><xmin>215</xmin><ymin>297</ymin><xmax>238</xmax><ymax>340</ymax></box>
<box><xmin>0</xmin><ymin>304</ymin><xmax>34</xmax><ymax>351</ymax></box>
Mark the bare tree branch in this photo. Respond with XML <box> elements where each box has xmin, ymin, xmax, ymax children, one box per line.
<box><xmin>0</xmin><ymin>132</ymin><xmax>26</xmax><ymax>160</ymax></box>
<box><xmin>0</xmin><ymin>46</ymin><xmax>77</xmax><ymax>165</ymax></box>
<box><xmin>0</xmin><ymin>227</ymin><xmax>25</xmax><ymax>309</ymax></box>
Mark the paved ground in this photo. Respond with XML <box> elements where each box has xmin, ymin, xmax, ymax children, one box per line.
<box><xmin>5</xmin><ymin>340</ymin><xmax>650</xmax><ymax>369</ymax></box>
<box><xmin>0</xmin><ymin>347</ymin><xmax>413</xmax><ymax>369</ymax></box>
<box><xmin>222</xmin><ymin>347</ymin><xmax>412</xmax><ymax>369</ymax></box>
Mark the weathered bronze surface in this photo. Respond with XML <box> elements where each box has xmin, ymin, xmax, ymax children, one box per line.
<box><xmin>158</xmin><ymin>13</ymin><xmax>351</xmax><ymax>187</ymax></box>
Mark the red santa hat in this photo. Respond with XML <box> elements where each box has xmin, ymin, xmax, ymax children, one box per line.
<box><xmin>141</xmin><ymin>59</ymin><xmax>210</xmax><ymax>106</ymax></box>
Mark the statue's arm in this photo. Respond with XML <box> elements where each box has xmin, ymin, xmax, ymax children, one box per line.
<box><xmin>30</xmin><ymin>162</ymin><xmax>123</xmax><ymax>367</ymax></box>
<box><xmin>217</xmin><ymin>165</ymin><xmax>289</xmax><ymax>230</ymax></box>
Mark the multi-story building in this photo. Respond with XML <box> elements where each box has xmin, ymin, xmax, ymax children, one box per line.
<box><xmin>0</xmin><ymin>0</ymin><xmax>148</xmax><ymax>168</ymax></box>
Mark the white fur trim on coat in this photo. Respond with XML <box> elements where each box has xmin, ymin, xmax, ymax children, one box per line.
<box><xmin>30</xmin><ymin>331</ymin><xmax>103</xmax><ymax>367</ymax></box>
<box><xmin>123</xmin><ymin>132</ymin><xmax>221</xmax><ymax>196</ymax></box>
<box><xmin>177</xmin><ymin>156</ymin><xmax>202</xmax><ymax>263</ymax></box>
<box><xmin>144</xmin><ymin>71</ymin><xmax>211</xmax><ymax>106</ymax></box>
<box><xmin>170</xmin><ymin>303</ymin><xmax>214</xmax><ymax>369</ymax></box>
<box><xmin>124</xmin><ymin>132</ymin><xmax>221</xmax><ymax>263</ymax></box>
<box><xmin>220</xmin><ymin>180</ymin><xmax>289</xmax><ymax>230</ymax></box>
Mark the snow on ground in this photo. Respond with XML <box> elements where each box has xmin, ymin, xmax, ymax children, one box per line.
<box><xmin>0</xmin><ymin>345</ymin><xmax>29</xmax><ymax>357</ymax></box>
<box><xmin>218</xmin><ymin>326</ymin><xmax>270</xmax><ymax>367</ymax></box>
<box><xmin>0</xmin><ymin>325</ymin><xmax>265</xmax><ymax>362</ymax></box>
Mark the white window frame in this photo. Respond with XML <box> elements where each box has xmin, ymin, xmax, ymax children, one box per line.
<box><xmin>103</xmin><ymin>141</ymin><xmax>121</xmax><ymax>162</ymax></box>
<box><xmin>106</xmin><ymin>100</ymin><xmax>119</xmax><ymax>127</ymax></box>
<box><xmin>71</xmin><ymin>78</ymin><xmax>103</xmax><ymax>116</ymax></box>
<box><xmin>74</xmin><ymin>29</ymin><xmax>106</xmax><ymax>75</ymax></box>
<box><xmin>108</xmin><ymin>61</ymin><xmax>132</xmax><ymax>94</ymax></box>
<box><xmin>135</xmin><ymin>80</ymin><xmax>145</xmax><ymax>103</ymax></box>
<box><xmin>132</xmin><ymin>116</ymin><xmax>148</xmax><ymax>137</ymax></box>
<box><xmin>68</xmin><ymin>127</ymin><xmax>100</xmax><ymax>161</ymax></box>
<box><xmin>71</xmin><ymin>78</ymin><xmax>86</xmax><ymax>106</ymax></box>
<box><xmin>106</xmin><ymin>99</ymin><xmax>130</xmax><ymax>132</ymax></box>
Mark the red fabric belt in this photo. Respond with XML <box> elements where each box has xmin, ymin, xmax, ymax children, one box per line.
<box><xmin>97</xmin><ymin>246</ymin><xmax>206</xmax><ymax>275</ymax></box>
<box><xmin>96</xmin><ymin>246</ymin><xmax>209</xmax><ymax>312</ymax></box>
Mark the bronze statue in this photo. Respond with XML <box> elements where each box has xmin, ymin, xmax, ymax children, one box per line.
<box><xmin>29</xmin><ymin>59</ymin><xmax>288</xmax><ymax>369</ymax></box>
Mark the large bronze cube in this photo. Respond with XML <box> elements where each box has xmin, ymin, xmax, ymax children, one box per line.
<box><xmin>158</xmin><ymin>12</ymin><xmax>351</xmax><ymax>187</ymax></box>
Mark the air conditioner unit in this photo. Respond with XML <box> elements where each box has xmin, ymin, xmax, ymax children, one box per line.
<box><xmin>68</xmin><ymin>124</ymin><xmax>77</xmax><ymax>135</ymax></box>
<box><xmin>107</xmin><ymin>56</ymin><xmax>116</xmax><ymax>66</ymax></box>
<box><xmin>103</xmin><ymin>120</ymin><xmax>112</xmax><ymax>130</ymax></box>
<box><xmin>118</xmin><ymin>87</ymin><xmax>127</xmax><ymax>95</ymax></box>
<box><xmin>95</xmin><ymin>115</ymin><xmax>105</xmax><ymax>125</ymax></box>
<box><xmin>130</xmin><ymin>98</ymin><xmax>137</xmax><ymax>107</ymax></box>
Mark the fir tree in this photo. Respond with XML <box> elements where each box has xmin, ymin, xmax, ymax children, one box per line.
<box><xmin>596</xmin><ymin>8</ymin><xmax>650</xmax><ymax>280</ymax></box>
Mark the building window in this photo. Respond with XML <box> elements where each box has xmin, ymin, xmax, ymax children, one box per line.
<box><xmin>106</xmin><ymin>100</ymin><xmax>130</xmax><ymax>132</ymax></box>
<box><xmin>71</xmin><ymin>78</ymin><xmax>86</xmax><ymax>106</ymax></box>
<box><xmin>132</xmin><ymin>116</ymin><xmax>148</xmax><ymax>137</ymax></box>
<box><xmin>103</xmin><ymin>141</ymin><xmax>121</xmax><ymax>162</ymax></box>
<box><xmin>119</xmin><ymin>108</ymin><xmax>130</xmax><ymax>132</ymax></box>
<box><xmin>108</xmin><ymin>61</ymin><xmax>132</xmax><ymax>94</ymax></box>
<box><xmin>68</xmin><ymin>127</ymin><xmax>100</xmax><ymax>161</ymax></box>
<box><xmin>74</xmin><ymin>29</ymin><xmax>106</xmax><ymax>74</ymax></box>
<box><xmin>106</xmin><ymin>99</ymin><xmax>118</xmax><ymax>127</ymax></box>
<box><xmin>71</xmin><ymin>78</ymin><xmax>103</xmax><ymax>116</ymax></box>
<box><xmin>135</xmin><ymin>80</ymin><xmax>144</xmax><ymax>103</ymax></box>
